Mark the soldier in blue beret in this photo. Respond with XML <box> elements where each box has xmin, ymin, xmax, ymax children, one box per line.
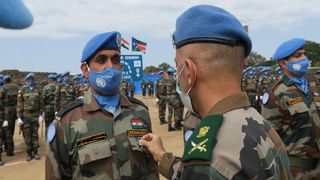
<box><xmin>262</xmin><ymin>38</ymin><xmax>320</xmax><ymax>179</ymax></box>
<box><xmin>140</xmin><ymin>5</ymin><xmax>292</xmax><ymax>179</ymax></box>
<box><xmin>46</xmin><ymin>31</ymin><xmax>159</xmax><ymax>179</ymax></box>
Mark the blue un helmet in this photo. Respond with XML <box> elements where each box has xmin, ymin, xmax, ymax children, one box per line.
<box><xmin>25</xmin><ymin>72</ymin><xmax>35</xmax><ymax>80</ymax></box>
<box><xmin>3</xmin><ymin>75</ymin><xmax>11</xmax><ymax>83</ymax></box>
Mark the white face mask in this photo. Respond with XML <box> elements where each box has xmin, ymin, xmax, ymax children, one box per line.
<box><xmin>176</xmin><ymin>62</ymin><xmax>196</xmax><ymax>113</ymax></box>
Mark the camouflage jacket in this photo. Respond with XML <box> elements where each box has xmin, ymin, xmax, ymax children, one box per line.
<box><xmin>45</xmin><ymin>89</ymin><xmax>159</xmax><ymax>180</ymax></box>
<box><xmin>54</xmin><ymin>83</ymin><xmax>76</xmax><ymax>112</ymax></box>
<box><xmin>262</xmin><ymin>76</ymin><xmax>320</xmax><ymax>165</ymax></box>
<box><xmin>2</xmin><ymin>83</ymin><xmax>19</xmax><ymax>108</ymax></box>
<box><xmin>17</xmin><ymin>85</ymin><xmax>43</xmax><ymax>119</ymax></box>
<box><xmin>0</xmin><ymin>86</ymin><xmax>4</xmax><ymax>123</ymax></box>
<box><xmin>155</xmin><ymin>79</ymin><xmax>167</xmax><ymax>99</ymax></box>
<box><xmin>159</xmin><ymin>92</ymin><xmax>292</xmax><ymax>179</ymax></box>
<box><xmin>42</xmin><ymin>82</ymin><xmax>56</xmax><ymax>110</ymax></box>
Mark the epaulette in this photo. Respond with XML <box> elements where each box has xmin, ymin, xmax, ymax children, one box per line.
<box><xmin>56</xmin><ymin>98</ymin><xmax>84</xmax><ymax>119</ymax></box>
<box><xmin>127</xmin><ymin>96</ymin><xmax>148</xmax><ymax>110</ymax></box>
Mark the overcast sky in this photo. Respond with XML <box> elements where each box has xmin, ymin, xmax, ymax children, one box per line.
<box><xmin>0</xmin><ymin>0</ymin><xmax>319</xmax><ymax>74</ymax></box>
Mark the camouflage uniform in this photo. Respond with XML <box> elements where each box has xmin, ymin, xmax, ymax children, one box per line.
<box><xmin>77</xmin><ymin>82</ymin><xmax>90</xmax><ymax>97</ymax></box>
<box><xmin>262</xmin><ymin>75</ymin><xmax>320</xmax><ymax>178</ymax></box>
<box><xmin>166</xmin><ymin>78</ymin><xmax>184</xmax><ymax>131</ymax></box>
<box><xmin>46</xmin><ymin>89</ymin><xmax>159</xmax><ymax>179</ymax></box>
<box><xmin>2</xmin><ymin>82</ymin><xmax>19</xmax><ymax>155</ymax></box>
<box><xmin>17</xmin><ymin>84</ymin><xmax>43</xmax><ymax>159</ymax></box>
<box><xmin>147</xmin><ymin>80</ymin><xmax>154</xmax><ymax>96</ymax></box>
<box><xmin>155</xmin><ymin>78</ymin><xmax>167</xmax><ymax>124</ymax></box>
<box><xmin>315</xmin><ymin>73</ymin><xmax>320</xmax><ymax>91</ymax></box>
<box><xmin>141</xmin><ymin>80</ymin><xmax>147</xmax><ymax>96</ymax></box>
<box><xmin>42</xmin><ymin>82</ymin><xmax>56</xmax><ymax>135</ymax></box>
<box><xmin>182</xmin><ymin>110</ymin><xmax>201</xmax><ymax>144</ymax></box>
<box><xmin>159</xmin><ymin>93</ymin><xmax>292</xmax><ymax>179</ymax></box>
<box><xmin>243</xmin><ymin>76</ymin><xmax>257</xmax><ymax>108</ymax></box>
<box><xmin>119</xmin><ymin>80</ymin><xmax>128</xmax><ymax>96</ymax></box>
<box><xmin>0</xmin><ymin>86</ymin><xmax>4</xmax><ymax>165</ymax></box>
<box><xmin>54</xmin><ymin>83</ymin><xmax>76</xmax><ymax>112</ymax></box>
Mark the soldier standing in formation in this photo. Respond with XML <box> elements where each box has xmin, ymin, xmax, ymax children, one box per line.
<box><xmin>141</xmin><ymin>79</ymin><xmax>147</xmax><ymax>96</ymax></box>
<box><xmin>155</xmin><ymin>71</ymin><xmax>168</xmax><ymax>125</ymax></box>
<box><xmin>54</xmin><ymin>71</ymin><xmax>76</xmax><ymax>112</ymax></box>
<box><xmin>2</xmin><ymin>75</ymin><xmax>19</xmax><ymax>156</ymax></box>
<box><xmin>128</xmin><ymin>79</ymin><xmax>135</xmax><ymax>97</ymax></box>
<box><xmin>0</xmin><ymin>77</ymin><xmax>4</xmax><ymax>165</ymax></box>
<box><xmin>119</xmin><ymin>79</ymin><xmax>128</xmax><ymax>96</ymax></box>
<box><xmin>46</xmin><ymin>31</ymin><xmax>159</xmax><ymax>179</ymax></box>
<box><xmin>147</xmin><ymin>79</ymin><xmax>154</xmax><ymax>96</ymax></box>
<box><xmin>17</xmin><ymin>73</ymin><xmax>43</xmax><ymax>161</ymax></box>
<box><xmin>262</xmin><ymin>38</ymin><xmax>320</xmax><ymax>179</ymax></box>
<box><xmin>140</xmin><ymin>5</ymin><xmax>292</xmax><ymax>179</ymax></box>
<box><xmin>166</xmin><ymin>67</ymin><xmax>184</xmax><ymax>131</ymax></box>
<box><xmin>41</xmin><ymin>74</ymin><xmax>57</xmax><ymax>137</ymax></box>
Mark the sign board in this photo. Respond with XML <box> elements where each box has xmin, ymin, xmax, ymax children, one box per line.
<box><xmin>121</xmin><ymin>55</ymin><xmax>143</xmax><ymax>80</ymax></box>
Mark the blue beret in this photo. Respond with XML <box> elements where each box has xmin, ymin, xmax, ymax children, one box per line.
<box><xmin>61</xmin><ymin>71</ymin><xmax>70</xmax><ymax>77</ymax></box>
<box><xmin>0</xmin><ymin>0</ymin><xmax>33</xmax><ymax>29</ymax></box>
<box><xmin>167</xmin><ymin>67</ymin><xmax>175</xmax><ymax>73</ymax></box>
<box><xmin>25</xmin><ymin>72</ymin><xmax>34</xmax><ymax>80</ymax></box>
<box><xmin>81</xmin><ymin>31</ymin><xmax>121</xmax><ymax>63</ymax></box>
<box><xmin>272</xmin><ymin>38</ymin><xmax>305</xmax><ymax>61</ymax></box>
<box><xmin>48</xmin><ymin>74</ymin><xmax>56</xmax><ymax>79</ymax></box>
<box><xmin>173</xmin><ymin>5</ymin><xmax>252</xmax><ymax>57</ymax></box>
<box><xmin>3</xmin><ymin>75</ymin><xmax>11</xmax><ymax>82</ymax></box>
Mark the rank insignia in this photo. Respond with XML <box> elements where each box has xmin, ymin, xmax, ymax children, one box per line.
<box><xmin>188</xmin><ymin>138</ymin><xmax>208</xmax><ymax>155</ymax></box>
<box><xmin>197</xmin><ymin>126</ymin><xmax>210</xmax><ymax>138</ymax></box>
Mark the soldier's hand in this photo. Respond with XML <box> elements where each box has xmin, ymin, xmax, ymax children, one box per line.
<box><xmin>17</xmin><ymin>118</ymin><xmax>24</xmax><ymax>126</ymax></box>
<box><xmin>139</xmin><ymin>133</ymin><xmax>166</xmax><ymax>162</ymax></box>
<box><xmin>38</xmin><ymin>114</ymin><xmax>44</xmax><ymax>124</ymax></box>
<box><xmin>2</xmin><ymin>120</ymin><xmax>8</xmax><ymax>127</ymax></box>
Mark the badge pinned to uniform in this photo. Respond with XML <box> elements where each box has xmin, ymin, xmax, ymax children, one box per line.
<box><xmin>47</xmin><ymin>123</ymin><xmax>56</xmax><ymax>143</ymax></box>
<box><xmin>184</xmin><ymin>130</ymin><xmax>193</xmax><ymax>142</ymax></box>
<box><xmin>262</xmin><ymin>92</ymin><xmax>269</xmax><ymax>105</ymax></box>
<box><xmin>130</xmin><ymin>118</ymin><xmax>145</xmax><ymax>129</ymax></box>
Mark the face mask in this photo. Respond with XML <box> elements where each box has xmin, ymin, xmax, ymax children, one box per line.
<box><xmin>26</xmin><ymin>81</ymin><xmax>34</xmax><ymax>90</ymax></box>
<box><xmin>176</xmin><ymin>62</ymin><xmax>196</xmax><ymax>113</ymax></box>
<box><xmin>286</xmin><ymin>57</ymin><xmax>310</xmax><ymax>76</ymax></box>
<box><xmin>63</xmin><ymin>76</ymin><xmax>70</xmax><ymax>85</ymax></box>
<box><xmin>87</xmin><ymin>65</ymin><xmax>122</xmax><ymax>96</ymax></box>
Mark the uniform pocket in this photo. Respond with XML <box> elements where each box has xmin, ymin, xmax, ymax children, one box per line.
<box><xmin>287</xmin><ymin>101</ymin><xmax>309</xmax><ymax>116</ymax></box>
<box><xmin>78</xmin><ymin>139</ymin><xmax>112</xmax><ymax>165</ymax></box>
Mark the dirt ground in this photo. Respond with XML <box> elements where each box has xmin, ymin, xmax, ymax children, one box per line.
<box><xmin>0</xmin><ymin>95</ymin><xmax>184</xmax><ymax>180</ymax></box>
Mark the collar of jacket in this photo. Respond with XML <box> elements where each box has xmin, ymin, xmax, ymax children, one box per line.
<box><xmin>82</xmin><ymin>88</ymin><xmax>132</xmax><ymax>112</ymax></box>
<box><xmin>206</xmin><ymin>92</ymin><xmax>250</xmax><ymax>115</ymax></box>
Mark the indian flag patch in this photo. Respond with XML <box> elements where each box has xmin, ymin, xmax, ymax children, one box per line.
<box><xmin>131</xmin><ymin>119</ymin><xmax>144</xmax><ymax>129</ymax></box>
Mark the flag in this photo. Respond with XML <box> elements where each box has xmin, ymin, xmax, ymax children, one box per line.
<box><xmin>121</xmin><ymin>38</ymin><xmax>130</xmax><ymax>50</ymax></box>
<box><xmin>132</xmin><ymin>37</ymin><xmax>147</xmax><ymax>53</ymax></box>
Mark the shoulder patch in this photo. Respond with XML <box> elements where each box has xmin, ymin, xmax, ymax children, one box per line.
<box><xmin>56</xmin><ymin>98</ymin><xmax>84</xmax><ymax>119</ymax></box>
<box><xmin>47</xmin><ymin>123</ymin><xmax>56</xmax><ymax>143</ymax></box>
<box><xmin>127</xmin><ymin>96</ymin><xmax>148</xmax><ymax>110</ymax></box>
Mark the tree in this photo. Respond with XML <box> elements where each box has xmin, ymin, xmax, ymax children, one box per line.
<box><xmin>305</xmin><ymin>40</ymin><xmax>320</xmax><ymax>66</ymax></box>
<box><xmin>247</xmin><ymin>51</ymin><xmax>267</xmax><ymax>66</ymax></box>
<box><xmin>158</xmin><ymin>63</ymin><xmax>170</xmax><ymax>71</ymax></box>
<box><xmin>144</xmin><ymin>66</ymin><xmax>159</xmax><ymax>73</ymax></box>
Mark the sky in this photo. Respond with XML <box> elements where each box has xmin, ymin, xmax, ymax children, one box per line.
<box><xmin>0</xmin><ymin>0</ymin><xmax>319</xmax><ymax>75</ymax></box>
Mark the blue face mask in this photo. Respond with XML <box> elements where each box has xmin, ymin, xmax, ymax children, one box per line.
<box><xmin>286</xmin><ymin>57</ymin><xmax>310</xmax><ymax>76</ymax></box>
<box><xmin>63</xmin><ymin>76</ymin><xmax>70</xmax><ymax>85</ymax></box>
<box><xmin>26</xmin><ymin>81</ymin><xmax>34</xmax><ymax>89</ymax></box>
<box><xmin>87</xmin><ymin>65</ymin><xmax>122</xmax><ymax>96</ymax></box>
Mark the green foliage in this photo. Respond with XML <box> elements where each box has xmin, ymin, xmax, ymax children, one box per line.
<box><xmin>158</xmin><ymin>63</ymin><xmax>170</xmax><ymax>71</ymax></box>
<box><xmin>305</xmin><ymin>40</ymin><xmax>320</xmax><ymax>66</ymax></box>
<box><xmin>144</xmin><ymin>66</ymin><xmax>159</xmax><ymax>73</ymax></box>
<box><xmin>247</xmin><ymin>51</ymin><xmax>268</xmax><ymax>66</ymax></box>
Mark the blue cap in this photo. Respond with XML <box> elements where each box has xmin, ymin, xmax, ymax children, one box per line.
<box><xmin>272</xmin><ymin>38</ymin><xmax>305</xmax><ymax>61</ymax></box>
<box><xmin>0</xmin><ymin>0</ymin><xmax>33</xmax><ymax>29</ymax></box>
<box><xmin>159</xmin><ymin>70</ymin><xmax>164</xmax><ymax>75</ymax></box>
<box><xmin>173</xmin><ymin>5</ymin><xmax>252</xmax><ymax>57</ymax></box>
<box><xmin>48</xmin><ymin>74</ymin><xmax>56</xmax><ymax>79</ymax></box>
<box><xmin>81</xmin><ymin>31</ymin><xmax>121</xmax><ymax>63</ymax></box>
<box><xmin>167</xmin><ymin>67</ymin><xmax>175</xmax><ymax>73</ymax></box>
<box><xmin>25</xmin><ymin>72</ymin><xmax>34</xmax><ymax>80</ymax></box>
<box><xmin>61</xmin><ymin>71</ymin><xmax>70</xmax><ymax>77</ymax></box>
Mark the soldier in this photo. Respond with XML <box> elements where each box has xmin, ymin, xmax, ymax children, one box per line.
<box><xmin>128</xmin><ymin>79</ymin><xmax>135</xmax><ymax>97</ymax></box>
<box><xmin>2</xmin><ymin>75</ymin><xmax>19</xmax><ymax>156</ymax></box>
<box><xmin>140</xmin><ymin>5</ymin><xmax>292</xmax><ymax>179</ymax></box>
<box><xmin>0</xmin><ymin>78</ymin><xmax>4</xmax><ymax>165</ymax></box>
<box><xmin>77</xmin><ymin>75</ymin><xmax>90</xmax><ymax>97</ymax></box>
<box><xmin>166</xmin><ymin>67</ymin><xmax>184</xmax><ymax>131</ymax></box>
<box><xmin>147</xmin><ymin>79</ymin><xmax>154</xmax><ymax>96</ymax></box>
<box><xmin>314</xmin><ymin>70</ymin><xmax>320</xmax><ymax>90</ymax></box>
<box><xmin>54</xmin><ymin>71</ymin><xmax>76</xmax><ymax>112</ymax></box>
<box><xmin>243</xmin><ymin>69</ymin><xmax>257</xmax><ymax>107</ymax></box>
<box><xmin>262</xmin><ymin>38</ymin><xmax>320</xmax><ymax>179</ymax></box>
<box><xmin>41</xmin><ymin>74</ymin><xmax>56</xmax><ymax>137</ymax></box>
<box><xmin>155</xmin><ymin>71</ymin><xmax>167</xmax><ymax>125</ymax></box>
<box><xmin>17</xmin><ymin>73</ymin><xmax>43</xmax><ymax>161</ymax></box>
<box><xmin>141</xmin><ymin>79</ymin><xmax>147</xmax><ymax>96</ymax></box>
<box><xmin>45</xmin><ymin>31</ymin><xmax>159</xmax><ymax>179</ymax></box>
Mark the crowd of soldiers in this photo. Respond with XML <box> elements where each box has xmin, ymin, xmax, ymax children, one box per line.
<box><xmin>0</xmin><ymin>71</ymin><xmax>89</xmax><ymax>165</ymax></box>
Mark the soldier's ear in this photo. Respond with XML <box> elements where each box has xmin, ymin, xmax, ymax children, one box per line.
<box><xmin>185</xmin><ymin>58</ymin><xmax>197</xmax><ymax>87</ymax></box>
<box><xmin>80</xmin><ymin>63</ymin><xmax>89</xmax><ymax>79</ymax></box>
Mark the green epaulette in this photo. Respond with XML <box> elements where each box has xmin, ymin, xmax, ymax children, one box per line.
<box><xmin>56</xmin><ymin>98</ymin><xmax>84</xmax><ymax>120</ymax></box>
<box><xmin>182</xmin><ymin>114</ymin><xmax>223</xmax><ymax>162</ymax></box>
<box><xmin>127</xmin><ymin>96</ymin><xmax>149</xmax><ymax>110</ymax></box>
